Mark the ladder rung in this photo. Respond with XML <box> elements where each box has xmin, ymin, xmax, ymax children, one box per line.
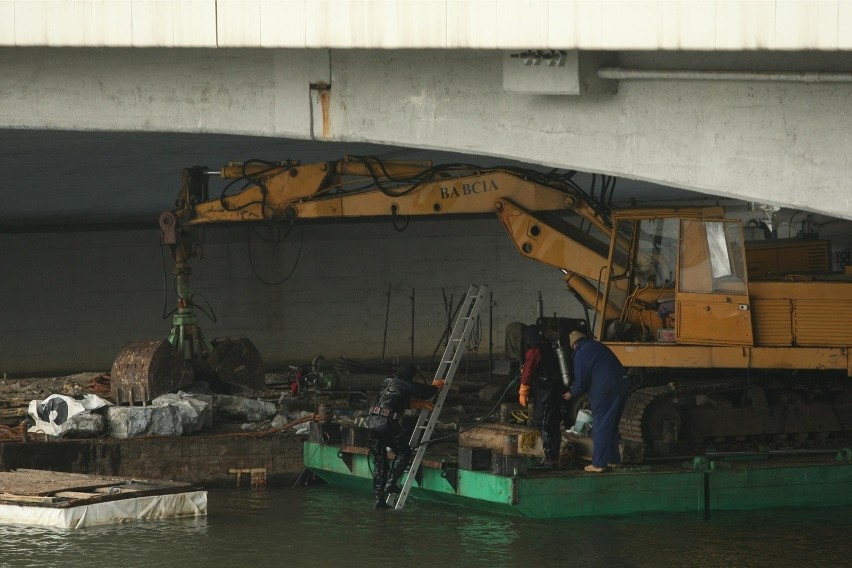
<box><xmin>396</xmin><ymin>284</ymin><xmax>488</xmax><ymax>512</ymax></box>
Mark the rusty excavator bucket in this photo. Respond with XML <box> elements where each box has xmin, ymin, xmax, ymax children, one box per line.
<box><xmin>111</xmin><ymin>339</ymin><xmax>194</xmax><ymax>405</ymax></box>
<box><xmin>111</xmin><ymin>336</ymin><xmax>265</xmax><ymax>405</ymax></box>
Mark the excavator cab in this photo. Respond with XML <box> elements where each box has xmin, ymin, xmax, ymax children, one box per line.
<box><xmin>600</xmin><ymin>211</ymin><xmax>753</xmax><ymax>346</ymax></box>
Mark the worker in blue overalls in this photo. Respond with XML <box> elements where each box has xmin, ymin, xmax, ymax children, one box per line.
<box><xmin>563</xmin><ymin>331</ymin><xmax>630</xmax><ymax>472</ymax></box>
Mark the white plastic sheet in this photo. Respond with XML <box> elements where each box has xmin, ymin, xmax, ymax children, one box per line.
<box><xmin>27</xmin><ymin>394</ymin><xmax>111</xmax><ymax>436</ymax></box>
<box><xmin>0</xmin><ymin>491</ymin><xmax>208</xmax><ymax>529</ymax></box>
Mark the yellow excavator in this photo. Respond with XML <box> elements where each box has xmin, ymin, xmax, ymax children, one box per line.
<box><xmin>112</xmin><ymin>155</ymin><xmax>852</xmax><ymax>461</ymax></box>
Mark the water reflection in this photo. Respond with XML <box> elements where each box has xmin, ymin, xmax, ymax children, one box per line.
<box><xmin>2</xmin><ymin>488</ymin><xmax>852</xmax><ymax>568</ymax></box>
<box><xmin>0</xmin><ymin>516</ymin><xmax>208</xmax><ymax>568</ymax></box>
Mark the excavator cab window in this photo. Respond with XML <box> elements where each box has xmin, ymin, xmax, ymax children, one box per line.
<box><xmin>610</xmin><ymin>218</ymin><xmax>678</xmax><ymax>288</ymax></box>
<box><xmin>603</xmin><ymin>217</ymin><xmax>679</xmax><ymax>341</ymax></box>
<box><xmin>679</xmin><ymin>219</ymin><xmax>747</xmax><ymax>294</ymax></box>
<box><xmin>635</xmin><ymin>219</ymin><xmax>678</xmax><ymax>288</ymax></box>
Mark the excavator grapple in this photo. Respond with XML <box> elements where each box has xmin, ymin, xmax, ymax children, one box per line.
<box><xmin>202</xmin><ymin>336</ymin><xmax>265</xmax><ymax>394</ymax></box>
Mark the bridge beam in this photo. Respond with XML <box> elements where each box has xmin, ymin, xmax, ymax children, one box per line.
<box><xmin>0</xmin><ymin>47</ymin><xmax>849</xmax><ymax>219</ymax></box>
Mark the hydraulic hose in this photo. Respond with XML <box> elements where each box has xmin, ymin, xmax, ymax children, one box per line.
<box><xmin>414</xmin><ymin>373</ymin><xmax>521</xmax><ymax>448</ymax></box>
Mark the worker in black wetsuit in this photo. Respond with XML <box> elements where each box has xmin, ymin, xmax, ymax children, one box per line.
<box><xmin>518</xmin><ymin>324</ymin><xmax>565</xmax><ymax>469</ymax></box>
<box><xmin>365</xmin><ymin>363</ymin><xmax>444</xmax><ymax>509</ymax></box>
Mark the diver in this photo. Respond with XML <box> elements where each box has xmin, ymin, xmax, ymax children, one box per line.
<box><xmin>518</xmin><ymin>324</ymin><xmax>565</xmax><ymax>469</ymax></box>
<box><xmin>365</xmin><ymin>363</ymin><xmax>444</xmax><ymax>509</ymax></box>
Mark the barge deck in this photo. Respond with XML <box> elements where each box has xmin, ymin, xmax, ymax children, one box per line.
<box><xmin>304</xmin><ymin>439</ymin><xmax>852</xmax><ymax>518</ymax></box>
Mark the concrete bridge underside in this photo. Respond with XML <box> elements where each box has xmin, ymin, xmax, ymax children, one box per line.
<box><xmin>1</xmin><ymin>46</ymin><xmax>849</xmax><ymax>222</ymax></box>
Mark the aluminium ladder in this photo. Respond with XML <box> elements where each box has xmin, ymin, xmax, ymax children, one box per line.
<box><xmin>388</xmin><ymin>283</ymin><xmax>490</xmax><ymax>510</ymax></box>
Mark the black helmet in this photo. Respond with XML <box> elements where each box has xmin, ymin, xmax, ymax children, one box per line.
<box><xmin>523</xmin><ymin>325</ymin><xmax>544</xmax><ymax>348</ymax></box>
<box><xmin>396</xmin><ymin>363</ymin><xmax>418</xmax><ymax>382</ymax></box>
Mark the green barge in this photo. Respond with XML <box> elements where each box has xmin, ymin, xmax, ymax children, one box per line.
<box><xmin>304</xmin><ymin>439</ymin><xmax>852</xmax><ymax>518</ymax></box>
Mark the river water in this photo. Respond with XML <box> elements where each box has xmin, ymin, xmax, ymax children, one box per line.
<box><xmin>2</xmin><ymin>485</ymin><xmax>851</xmax><ymax>568</ymax></box>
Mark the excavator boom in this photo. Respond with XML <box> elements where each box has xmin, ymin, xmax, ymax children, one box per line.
<box><xmin>173</xmin><ymin>156</ymin><xmax>610</xmax><ymax>230</ymax></box>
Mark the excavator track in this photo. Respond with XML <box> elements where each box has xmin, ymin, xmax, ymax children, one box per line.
<box><xmin>620</xmin><ymin>376</ymin><xmax>852</xmax><ymax>462</ymax></box>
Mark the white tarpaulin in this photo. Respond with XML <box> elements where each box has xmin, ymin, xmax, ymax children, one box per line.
<box><xmin>27</xmin><ymin>394</ymin><xmax>111</xmax><ymax>436</ymax></box>
<box><xmin>0</xmin><ymin>491</ymin><xmax>208</xmax><ymax>529</ymax></box>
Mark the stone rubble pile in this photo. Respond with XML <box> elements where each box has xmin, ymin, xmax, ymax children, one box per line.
<box><xmin>12</xmin><ymin>369</ymin><xmax>501</xmax><ymax>441</ymax></box>
<box><xmin>26</xmin><ymin>386</ymin><xmax>290</xmax><ymax>439</ymax></box>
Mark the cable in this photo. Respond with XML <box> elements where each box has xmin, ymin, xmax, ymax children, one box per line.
<box><xmin>413</xmin><ymin>374</ymin><xmax>520</xmax><ymax>448</ymax></box>
<box><xmin>219</xmin><ymin>178</ymin><xmax>265</xmax><ymax>212</ymax></box>
<box><xmin>602</xmin><ymin>175</ymin><xmax>618</xmax><ymax>206</ymax></box>
<box><xmin>250</xmin><ymin>221</ymin><xmax>296</xmax><ymax>243</ymax></box>
<box><xmin>247</xmin><ymin>222</ymin><xmax>303</xmax><ymax>285</ymax></box>
<box><xmin>159</xmin><ymin>234</ymin><xmax>175</xmax><ymax>320</ymax></box>
<box><xmin>217</xmin><ymin>159</ymin><xmax>285</xmax><ymax>215</ymax></box>
<box><xmin>189</xmin><ymin>292</ymin><xmax>217</xmax><ymax>323</ymax></box>
<box><xmin>391</xmin><ymin>210</ymin><xmax>411</xmax><ymax>232</ymax></box>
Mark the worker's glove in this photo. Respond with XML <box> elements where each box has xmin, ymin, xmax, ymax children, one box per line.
<box><xmin>518</xmin><ymin>384</ymin><xmax>531</xmax><ymax>408</ymax></box>
<box><xmin>410</xmin><ymin>399</ymin><xmax>434</xmax><ymax>411</ymax></box>
<box><xmin>431</xmin><ymin>379</ymin><xmax>445</xmax><ymax>390</ymax></box>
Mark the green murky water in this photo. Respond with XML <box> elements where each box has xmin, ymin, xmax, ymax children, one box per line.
<box><xmin>2</xmin><ymin>486</ymin><xmax>850</xmax><ymax>567</ymax></box>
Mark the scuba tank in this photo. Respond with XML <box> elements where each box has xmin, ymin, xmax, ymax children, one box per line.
<box><xmin>554</xmin><ymin>340</ymin><xmax>573</xmax><ymax>388</ymax></box>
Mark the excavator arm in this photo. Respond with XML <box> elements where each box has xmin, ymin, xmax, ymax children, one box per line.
<box><xmin>164</xmin><ymin>157</ymin><xmax>610</xmax><ymax>237</ymax></box>
<box><xmin>160</xmin><ymin>156</ymin><xmax>616</xmax><ymax>309</ymax></box>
